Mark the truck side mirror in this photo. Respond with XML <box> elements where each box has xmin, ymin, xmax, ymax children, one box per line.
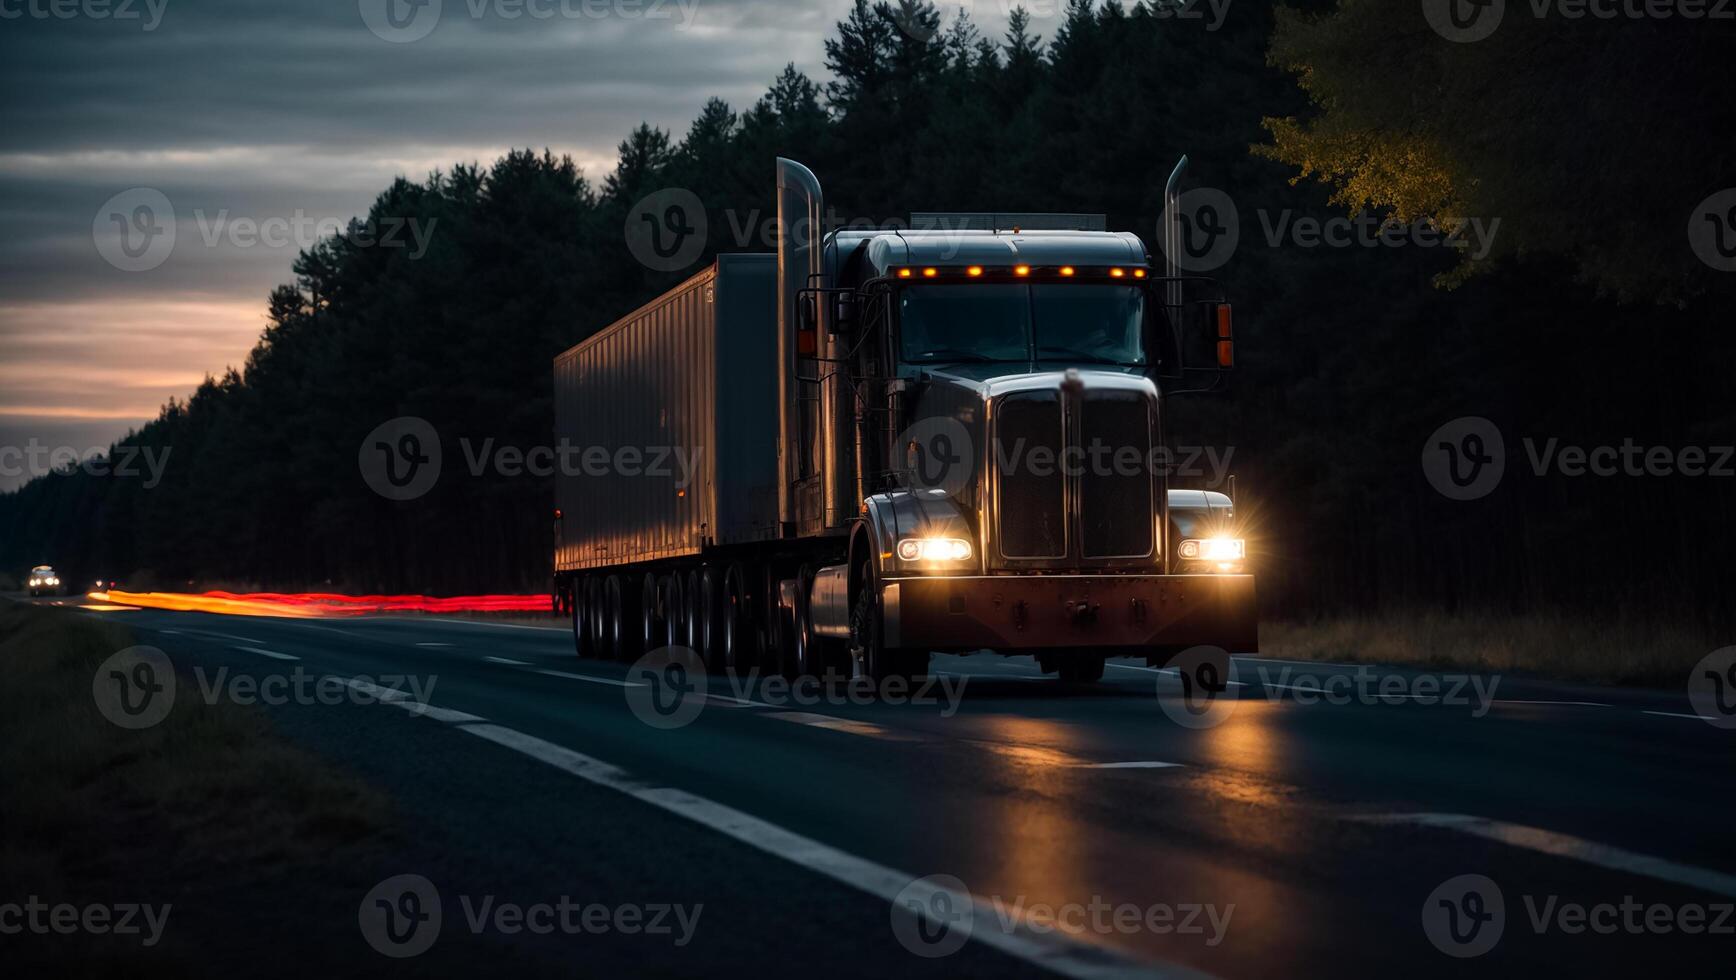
<box><xmin>797</xmin><ymin>294</ymin><xmax>818</xmax><ymax>355</ymax></box>
<box><xmin>1215</xmin><ymin>304</ymin><xmax>1234</xmax><ymax>370</ymax></box>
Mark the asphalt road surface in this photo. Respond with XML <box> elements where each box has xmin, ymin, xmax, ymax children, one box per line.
<box><xmin>37</xmin><ymin>598</ymin><xmax>1736</xmax><ymax>976</ymax></box>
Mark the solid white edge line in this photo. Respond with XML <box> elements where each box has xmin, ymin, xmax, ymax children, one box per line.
<box><xmin>1361</xmin><ymin>813</ymin><xmax>1736</xmax><ymax>899</ymax></box>
<box><xmin>484</xmin><ymin>655</ymin><xmax>531</xmax><ymax>666</ymax></box>
<box><xmin>456</xmin><ymin>722</ymin><xmax>1202</xmax><ymax>980</ymax></box>
<box><xmin>235</xmin><ymin>645</ymin><xmax>299</xmax><ymax>661</ymax></box>
<box><xmin>1641</xmin><ymin>710</ymin><xmax>1717</xmax><ymax>721</ymax></box>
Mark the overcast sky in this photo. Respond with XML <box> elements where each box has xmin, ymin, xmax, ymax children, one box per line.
<box><xmin>0</xmin><ymin>0</ymin><xmax>1037</xmax><ymax>490</ymax></box>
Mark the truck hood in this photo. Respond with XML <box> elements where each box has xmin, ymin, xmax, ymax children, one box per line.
<box><xmin>918</xmin><ymin>364</ymin><xmax>1156</xmax><ymax>399</ymax></box>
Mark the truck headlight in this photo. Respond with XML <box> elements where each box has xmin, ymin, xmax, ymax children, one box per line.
<box><xmin>897</xmin><ymin>537</ymin><xmax>973</xmax><ymax>563</ymax></box>
<box><xmin>1179</xmin><ymin>537</ymin><xmax>1244</xmax><ymax>562</ymax></box>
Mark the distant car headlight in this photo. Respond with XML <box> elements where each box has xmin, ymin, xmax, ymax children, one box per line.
<box><xmin>47</xmin><ymin>577</ymin><xmax>59</xmax><ymax>586</ymax></box>
<box><xmin>896</xmin><ymin>537</ymin><xmax>973</xmax><ymax>563</ymax></box>
<box><xmin>1178</xmin><ymin>537</ymin><xmax>1244</xmax><ymax>562</ymax></box>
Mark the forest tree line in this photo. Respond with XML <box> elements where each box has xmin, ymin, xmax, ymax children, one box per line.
<box><xmin>3</xmin><ymin>0</ymin><xmax>1732</xmax><ymax>633</ymax></box>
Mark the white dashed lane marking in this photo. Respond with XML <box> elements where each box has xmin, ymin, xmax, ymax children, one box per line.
<box><xmin>1361</xmin><ymin>813</ymin><xmax>1736</xmax><ymax>899</ymax></box>
<box><xmin>235</xmin><ymin>645</ymin><xmax>299</xmax><ymax>661</ymax></box>
<box><xmin>533</xmin><ymin>668</ymin><xmax>644</xmax><ymax>688</ymax></box>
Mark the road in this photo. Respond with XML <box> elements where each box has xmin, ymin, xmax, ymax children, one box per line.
<box><xmin>44</xmin><ymin>598</ymin><xmax>1736</xmax><ymax>976</ymax></box>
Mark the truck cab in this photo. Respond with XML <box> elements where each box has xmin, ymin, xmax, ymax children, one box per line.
<box><xmin>777</xmin><ymin>160</ymin><xmax>1256</xmax><ymax>682</ymax></box>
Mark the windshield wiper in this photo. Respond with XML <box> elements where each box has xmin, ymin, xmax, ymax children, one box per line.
<box><xmin>1035</xmin><ymin>347</ymin><xmax>1135</xmax><ymax>365</ymax></box>
<box><xmin>911</xmin><ymin>349</ymin><xmax>1004</xmax><ymax>363</ymax></box>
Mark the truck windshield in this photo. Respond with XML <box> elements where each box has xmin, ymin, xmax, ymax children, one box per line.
<box><xmin>899</xmin><ymin>284</ymin><xmax>1146</xmax><ymax>366</ymax></box>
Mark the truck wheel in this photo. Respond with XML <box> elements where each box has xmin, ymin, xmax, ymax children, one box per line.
<box><xmin>1058</xmin><ymin>655</ymin><xmax>1106</xmax><ymax>684</ymax></box>
<box><xmin>697</xmin><ymin>567</ymin><xmax>724</xmax><ymax>673</ymax></box>
<box><xmin>586</xmin><ymin>577</ymin><xmax>606</xmax><ymax>655</ymax></box>
<box><xmin>720</xmin><ymin>563</ymin><xmax>753</xmax><ymax>675</ymax></box>
<box><xmin>782</xmin><ymin>566</ymin><xmax>816</xmax><ymax>680</ymax></box>
<box><xmin>571</xmin><ymin>577</ymin><xmax>590</xmax><ymax>658</ymax></box>
<box><xmin>664</xmin><ymin>572</ymin><xmax>687</xmax><ymax>650</ymax></box>
<box><xmin>602</xmin><ymin>576</ymin><xmax>621</xmax><ymax>659</ymax></box>
<box><xmin>685</xmin><ymin>568</ymin><xmax>704</xmax><ymax>653</ymax></box>
<box><xmin>850</xmin><ymin>557</ymin><xmax>925</xmax><ymax>684</ymax></box>
<box><xmin>640</xmin><ymin>573</ymin><xmax>662</xmax><ymax>655</ymax></box>
<box><xmin>606</xmin><ymin>574</ymin><xmax>638</xmax><ymax>662</ymax></box>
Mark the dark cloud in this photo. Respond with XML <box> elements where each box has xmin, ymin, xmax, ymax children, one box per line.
<box><xmin>0</xmin><ymin>0</ymin><xmax>1026</xmax><ymax>472</ymax></box>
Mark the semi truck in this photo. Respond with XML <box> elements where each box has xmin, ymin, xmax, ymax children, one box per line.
<box><xmin>552</xmin><ymin>158</ymin><xmax>1256</xmax><ymax>683</ymax></box>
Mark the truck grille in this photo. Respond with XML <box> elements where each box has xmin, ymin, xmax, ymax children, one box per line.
<box><xmin>994</xmin><ymin>391</ymin><xmax>1066</xmax><ymax>558</ymax></box>
<box><xmin>1080</xmin><ymin>390</ymin><xmax>1155</xmax><ymax>558</ymax></box>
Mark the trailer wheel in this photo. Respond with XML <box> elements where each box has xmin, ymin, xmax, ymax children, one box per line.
<box><xmin>666</xmin><ymin>572</ymin><xmax>688</xmax><ymax>650</ymax></box>
<box><xmin>685</xmin><ymin>568</ymin><xmax>704</xmax><ymax>653</ymax></box>
<box><xmin>640</xmin><ymin>573</ymin><xmax>662</xmax><ymax>655</ymax></box>
<box><xmin>720</xmin><ymin>563</ymin><xmax>753</xmax><ymax>675</ymax></box>
<box><xmin>697</xmin><ymin>566</ymin><xmax>723</xmax><ymax>673</ymax></box>
<box><xmin>604</xmin><ymin>575</ymin><xmax>630</xmax><ymax>660</ymax></box>
<box><xmin>586</xmin><ymin>577</ymin><xmax>606</xmax><ymax>655</ymax></box>
<box><xmin>571</xmin><ymin>577</ymin><xmax>590</xmax><ymax>659</ymax></box>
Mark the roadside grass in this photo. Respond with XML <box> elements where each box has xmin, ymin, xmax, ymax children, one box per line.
<box><xmin>0</xmin><ymin>601</ymin><xmax>390</xmax><ymax>969</ymax></box>
<box><xmin>1263</xmin><ymin>610</ymin><xmax>1715</xmax><ymax>687</ymax></box>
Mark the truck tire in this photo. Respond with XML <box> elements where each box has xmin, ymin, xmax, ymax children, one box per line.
<box><xmin>571</xmin><ymin>577</ymin><xmax>590</xmax><ymax>659</ymax></box>
<box><xmin>640</xmin><ymin>573</ymin><xmax>662</xmax><ymax>655</ymax></box>
<box><xmin>586</xmin><ymin>577</ymin><xmax>606</xmax><ymax>655</ymax></box>
<box><xmin>685</xmin><ymin>568</ymin><xmax>704</xmax><ymax>653</ymax></box>
<box><xmin>606</xmin><ymin>574</ymin><xmax>637</xmax><ymax>662</ymax></box>
<box><xmin>719</xmin><ymin>563</ymin><xmax>753</xmax><ymax>675</ymax></box>
<box><xmin>850</xmin><ymin>555</ymin><xmax>925</xmax><ymax>684</ymax></box>
<box><xmin>696</xmin><ymin>566</ymin><xmax>724</xmax><ymax>673</ymax></box>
